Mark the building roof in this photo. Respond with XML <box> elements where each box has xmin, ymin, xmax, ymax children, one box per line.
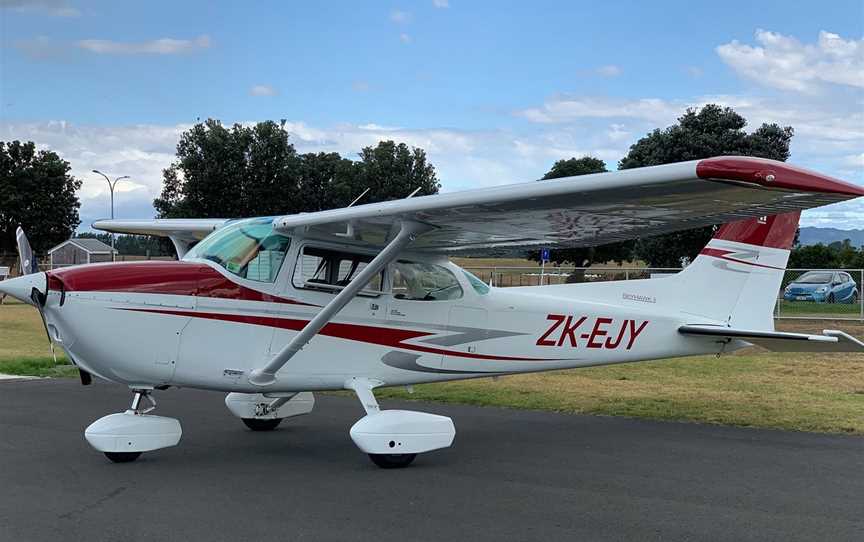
<box><xmin>48</xmin><ymin>238</ymin><xmax>118</xmax><ymax>254</ymax></box>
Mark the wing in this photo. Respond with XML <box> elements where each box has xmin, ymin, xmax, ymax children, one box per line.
<box><xmin>92</xmin><ymin>218</ymin><xmax>228</xmax><ymax>257</ymax></box>
<box><xmin>272</xmin><ymin>156</ymin><xmax>864</xmax><ymax>255</ymax></box>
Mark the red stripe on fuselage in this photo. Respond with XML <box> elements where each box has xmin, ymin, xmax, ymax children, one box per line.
<box><xmin>699</xmin><ymin>247</ymin><xmax>783</xmax><ymax>270</ymax></box>
<box><xmin>47</xmin><ymin>261</ymin><xmax>316</xmax><ymax>306</ymax></box>
<box><xmin>122</xmin><ymin>308</ymin><xmax>560</xmax><ymax>362</ymax></box>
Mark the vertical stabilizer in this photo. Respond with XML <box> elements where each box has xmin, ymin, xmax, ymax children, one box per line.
<box><xmin>675</xmin><ymin>211</ymin><xmax>799</xmax><ymax>330</ymax></box>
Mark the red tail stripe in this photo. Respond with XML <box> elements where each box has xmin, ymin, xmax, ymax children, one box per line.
<box><xmin>711</xmin><ymin>211</ymin><xmax>800</xmax><ymax>249</ymax></box>
<box><xmin>699</xmin><ymin>247</ymin><xmax>784</xmax><ymax>270</ymax></box>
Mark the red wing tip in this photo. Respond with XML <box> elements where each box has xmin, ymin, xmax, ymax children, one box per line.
<box><xmin>696</xmin><ymin>156</ymin><xmax>864</xmax><ymax>197</ymax></box>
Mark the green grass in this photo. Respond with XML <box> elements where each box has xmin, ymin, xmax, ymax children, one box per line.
<box><xmin>0</xmin><ymin>357</ymin><xmax>78</xmax><ymax>378</ymax></box>
<box><xmin>0</xmin><ymin>300</ymin><xmax>72</xmax><ymax>377</ymax></box>
<box><xmin>375</xmin><ymin>351</ymin><xmax>864</xmax><ymax>434</ymax></box>
<box><xmin>2</xmin><ymin>299</ymin><xmax>863</xmax><ymax>434</ymax></box>
<box><xmin>776</xmin><ymin>299</ymin><xmax>862</xmax><ymax>318</ymax></box>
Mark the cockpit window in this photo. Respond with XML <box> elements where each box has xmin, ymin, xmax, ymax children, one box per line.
<box><xmin>391</xmin><ymin>261</ymin><xmax>463</xmax><ymax>301</ymax></box>
<box><xmin>462</xmin><ymin>269</ymin><xmax>490</xmax><ymax>295</ymax></box>
<box><xmin>293</xmin><ymin>245</ymin><xmax>383</xmax><ymax>294</ymax></box>
<box><xmin>184</xmin><ymin>218</ymin><xmax>290</xmax><ymax>282</ymax></box>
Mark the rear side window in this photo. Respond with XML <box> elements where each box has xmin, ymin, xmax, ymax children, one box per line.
<box><xmin>293</xmin><ymin>246</ymin><xmax>383</xmax><ymax>294</ymax></box>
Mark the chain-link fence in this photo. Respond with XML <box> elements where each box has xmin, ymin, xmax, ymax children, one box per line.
<box><xmin>462</xmin><ymin>266</ymin><xmax>864</xmax><ymax>321</ymax></box>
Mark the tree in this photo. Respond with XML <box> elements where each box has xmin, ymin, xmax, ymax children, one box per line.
<box><xmin>620</xmin><ymin>104</ymin><xmax>794</xmax><ymax>267</ymax></box>
<box><xmin>541</xmin><ymin>156</ymin><xmax>607</xmax><ymax>180</ymax></box>
<box><xmin>154</xmin><ymin>119</ymin><xmax>300</xmax><ymax>218</ymax></box>
<box><xmin>295</xmin><ymin>152</ymin><xmax>358</xmax><ymax>212</ymax></box>
<box><xmin>531</xmin><ymin>157</ymin><xmax>633</xmax><ymax>276</ymax></box>
<box><xmin>154</xmin><ymin>121</ymin><xmax>440</xmax><ymax>219</ymax></box>
<box><xmin>0</xmin><ymin>140</ymin><xmax>81</xmax><ymax>254</ymax></box>
<box><xmin>353</xmin><ymin>140</ymin><xmax>440</xmax><ymax>203</ymax></box>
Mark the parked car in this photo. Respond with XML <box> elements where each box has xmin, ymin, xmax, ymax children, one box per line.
<box><xmin>783</xmin><ymin>271</ymin><xmax>859</xmax><ymax>304</ymax></box>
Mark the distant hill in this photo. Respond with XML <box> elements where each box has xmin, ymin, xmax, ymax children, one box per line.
<box><xmin>799</xmin><ymin>227</ymin><xmax>864</xmax><ymax>247</ymax></box>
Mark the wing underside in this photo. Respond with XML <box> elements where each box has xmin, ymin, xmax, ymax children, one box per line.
<box><xmin>273</xmin><ymin>157</ymin><xmax>864</xmax><ymax>255</ymax></box>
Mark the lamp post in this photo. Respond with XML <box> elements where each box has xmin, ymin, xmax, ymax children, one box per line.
<box><xmin>92</xmin><ymin>170</ymin><xmax>130</xmax><ymax>261</ymax></box>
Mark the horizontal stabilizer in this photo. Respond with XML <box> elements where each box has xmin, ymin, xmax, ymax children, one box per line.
<box><xmin>678</xmin><ymin>325</ymin><xmax>864</xmax><ymax>352</ymax></box>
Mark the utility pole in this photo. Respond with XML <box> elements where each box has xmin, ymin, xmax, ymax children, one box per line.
<box><xmin>92</xmin><ymin>170</ymin><xmax>130</xmax><ymax>261</ymax></box>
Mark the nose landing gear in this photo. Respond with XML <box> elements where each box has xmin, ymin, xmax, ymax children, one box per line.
<box><xmin>84</xmin><ymin>388</ymin><xmax>182</xmax><ymax>463</ymax></box>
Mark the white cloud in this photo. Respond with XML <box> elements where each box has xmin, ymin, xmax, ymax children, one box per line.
<box><xmin>77</xmin><ymin>35</ymin><xmax>211</xmax><ymax>55</ymax></box>
<box><xmin>596</xmin><ymin>65</ymin><xmax>622</xmax><ymax>77</ymax></box>
<box><xmin>1</xmin><ymin>0</ymin><xmax>79</xmax><ymax>17</ymax></box>
<box><xmin>390</xmin><ymin>10</ymin><xmax>411</xmax><ymax>24</ymax></box>
<box><xmin>0</xmin><ymin>120</ymin><xmax>188</xmax><ymax>227</ymax></box>
<box><xmin>399</xmin><ymin>33</ymin><xmax>412</xmax><ymax>44</ymax></box>
<box><xmin>844</xmin><ymin>153</ymin><xmax>864</xmax><ymax>168</ymax></box>
<box><xmin>433</xmin><ymin>0</ymin><xmax>449</xmax><ymax>8</ymax></box>
<box><xmin>605</xmin><ymin>123</ymin><xmax>631</xmax><ymax>142</ymax></box>
<box><xmin>518</xmin><ymin>96</ymin><xmax>681</xmax><ymax>124</ymax></box>
<box><xmin>717</xmin><ymin>29</ymin><xmax>864</xmax><ymax>93</ymax></box>
<box><xmin>249</xmin><ymin>85</ymin><xmax>278</xmax><ymax>97</ymax></box>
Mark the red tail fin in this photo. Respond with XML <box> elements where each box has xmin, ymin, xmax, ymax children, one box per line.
<box><xmin>711</xmin><ymin>211</ymin><xmax>800</xmax><ymax>249</ymax></box>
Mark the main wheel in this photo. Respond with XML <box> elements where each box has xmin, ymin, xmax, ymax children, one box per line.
<box><xmin>104</xmin><ymin>451</ymin><xmax>142</xmax><ymax>463</ymax></box>
<box><xmin>369</xmin><ymin>453</ymin><xmax>417</xmax><ymax>469</ymax></box>
<box><xmin>242</xmin><ymin>418</ymin><xmax>282</xmax><ymax>431</ymax></box>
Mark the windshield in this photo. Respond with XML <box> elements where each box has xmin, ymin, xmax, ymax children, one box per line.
<box><xmin>184</xmin><ymin>218</ymin><xmax>291</xmax><ymax>282</ymax></box>
<box><xmin>462</xmin><ymin>269</ymin><xmax>490</xmax><ymax>295</ymax></box>
<box><xmin>795</xmin><ymin>272</ymin><xmax>833</xmax><ymax>284</ymax></box>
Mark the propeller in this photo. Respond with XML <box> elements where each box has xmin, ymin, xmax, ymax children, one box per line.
<box><xmin>15</xmin><ymin>226</ymin><xmax>37</xmax><ymax>275</ymax></box>
<box><xmin>15</xmin><ymin>227</ymin><xmax>91</xmax><ymax>385</ymax></box>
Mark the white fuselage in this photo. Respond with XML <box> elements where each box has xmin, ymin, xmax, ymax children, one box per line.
<box><xmin>40</xmin><ymin>238</ymin><xmax>728</xmax><ymax>392</ymax></box>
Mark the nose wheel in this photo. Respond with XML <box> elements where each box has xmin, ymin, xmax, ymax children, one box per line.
<box><xmin>85</xmin><ymin>388</ymin><xmax>182</xmax><ymax>463</ymax></box>
<box><xmin>104</xmin><ymin>451</ymin><xmax>143</xmax><ymax>463</ymax></box>
<box><xmin>241</xmin><ymin>418</ymin><xmax>283</xmax><ymax>431</ymax></box>
<box><xmin>369</xmin><ymin>453</ymin><xmax>417</xmax><ymax>469</ymax></box>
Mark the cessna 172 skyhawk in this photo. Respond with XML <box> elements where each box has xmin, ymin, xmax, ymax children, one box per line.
<box><xmin>3</xmin><ymin>156</ymin><xmax>864</xmax><ymax>468</ymax></box>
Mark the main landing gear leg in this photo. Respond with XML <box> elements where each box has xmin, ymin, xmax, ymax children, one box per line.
<box><xmin>224</xmin><ymin>392</ymin><xmax>315</xmax><ymax>431</ymax></box>
<box><xmin>84</xmin><ymin>388</ymin><xmax>182</xmax><ymax>463</ymax></box>
<box><xmin>345</xmin><ymin>377</ymin><xmax>456</xmax><ymax>469</ymax></box>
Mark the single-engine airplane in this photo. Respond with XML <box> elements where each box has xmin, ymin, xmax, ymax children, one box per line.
<box><xmin>3</xmin><ymin>156</ymin><xmax>864</xmax><ymax>468</ymax></box>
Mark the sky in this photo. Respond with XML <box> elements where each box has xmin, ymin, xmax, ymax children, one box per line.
<box><xmin>1</xmin><ymin>0</ymin><xmax>863</xmax><ymax>230</ymax></box>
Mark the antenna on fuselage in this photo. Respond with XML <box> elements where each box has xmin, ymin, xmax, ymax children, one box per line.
<box><xmin>406</xmin><ymin>187</ymin><xmax>422</xmax><ymax>199</ymax></box>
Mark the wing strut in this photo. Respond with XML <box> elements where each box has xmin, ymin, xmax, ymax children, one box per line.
<box><xmin>248</xmin><ymin>220</ymin><xmax>433</xmax><ymax>387</ymax></box>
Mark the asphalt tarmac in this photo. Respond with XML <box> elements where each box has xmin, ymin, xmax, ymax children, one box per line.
<box><xmin>0</xmin><ymin>378</ymin><xmax>861</xmax><ymax>542</ymax></box>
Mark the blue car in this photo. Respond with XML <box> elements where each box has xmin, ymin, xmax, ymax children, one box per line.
<box><xmin>783</xmin><ymin>271</ymin><xmax>859</xmax><ymax>304</ymax></box>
